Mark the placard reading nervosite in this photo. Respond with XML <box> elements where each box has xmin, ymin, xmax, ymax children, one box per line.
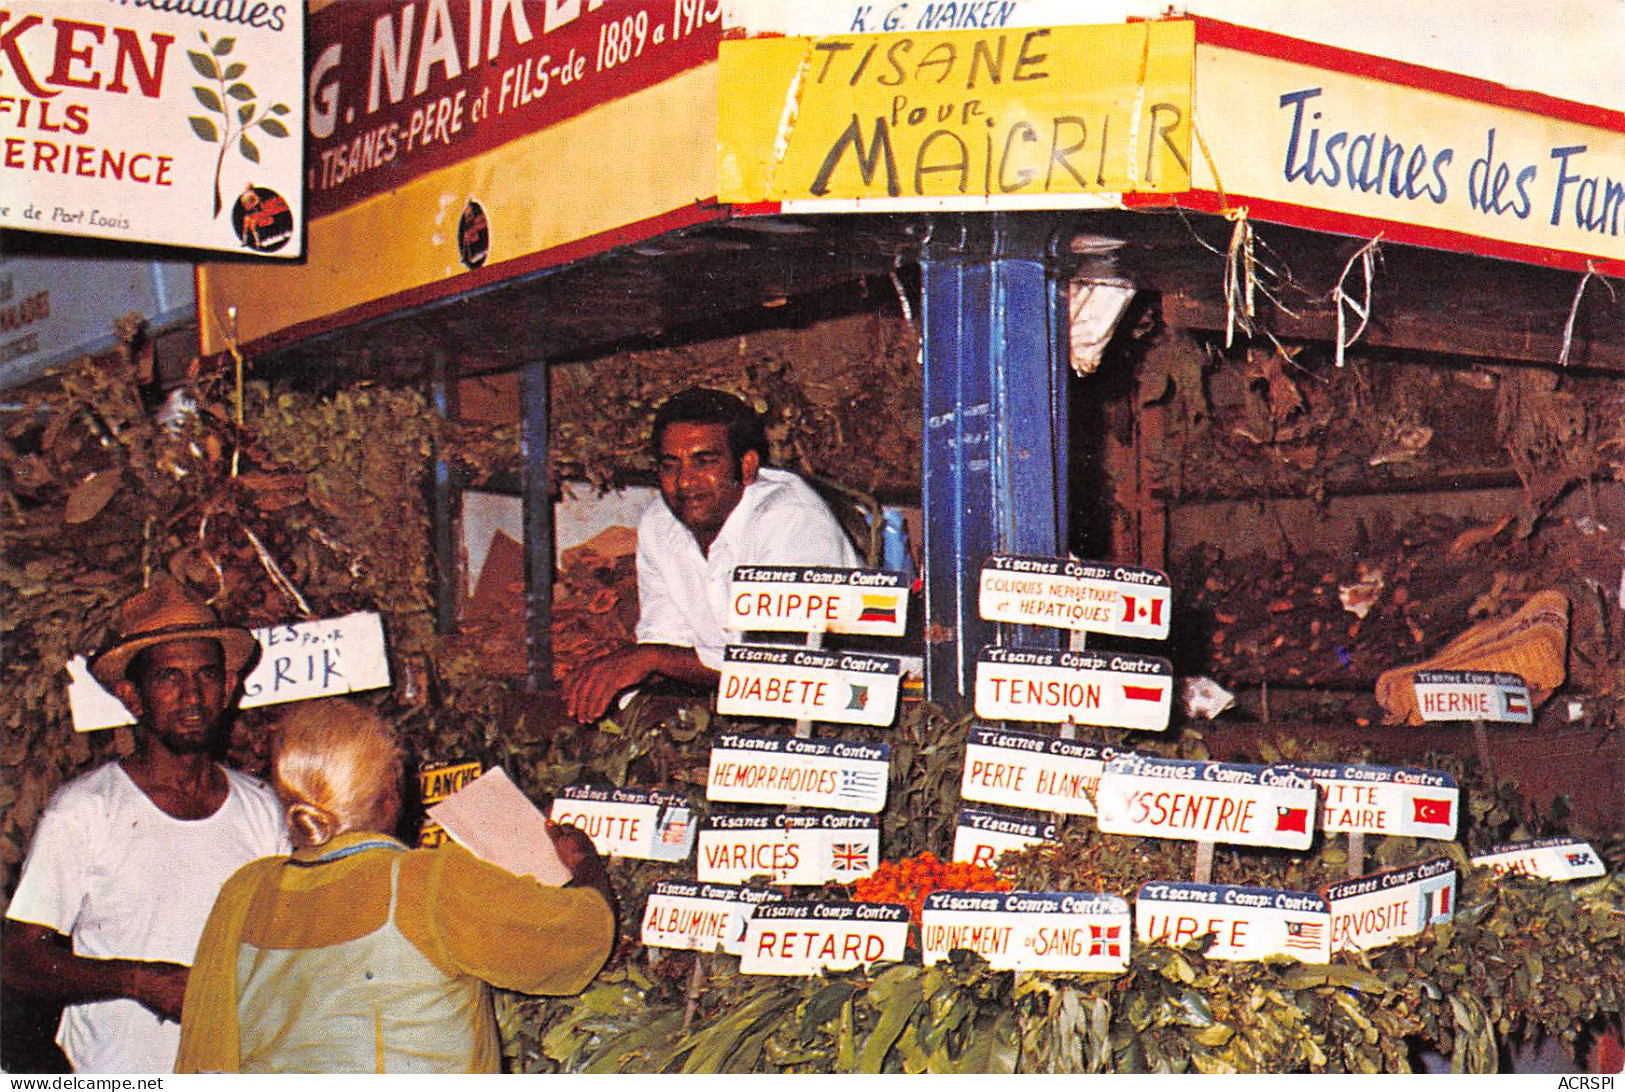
<box><xmin>1136</xmin><ymin>882</ymin><xmax>1332</xmax><ymax>963</ymax></box>
<box><xmin>547</xmin><ymin>784</ymin><xmax>694</xmax><ymax>862</ymax></box>
<box><xmin>740</xmin><ymin>900</ymin><xmax>910</xmax><ymax>976</ymax></box>
<box><xmin>697</xmin><ymin>811</ymin><xmax>879</xmax><ymax>886</ymax></box>
<box><xmin>952</xmin><ymin>807</ymin><xmax>1059</xmax><ymax>868</ymax></box>
<box><xmin>922</xmin><ymin>891</ymin><xmax>1132</xmax><ymax>973</ymax></box>
<box><xmin>960</xmin><ymin>725</ymin><xmax>1129</xmax><ymax>817</ymax></box>
<box><xmin>707</xmin><ymin>733</ymin><xmax>890</xmax><ymax>812</ymax></box>
<box><xmin>718</xmin><ymin>646</ymin><xmax>901</xmax><ymax>727</ymax></box>
<box><xmin>1291</xmin><ymin>762</ymin><xmax>1460</xmax><ymax>840</ymax></box>
<box><xmin>640</xmin><ymin>881</ymin><xmax>784</xmax><ymax>957</ymax></box>
<box><xmin>1413</xmin><ymin>670</ymin><xmax>1532</xmax><ymax>724</ymax></box>
<box><xmin>1322</xmin><ymin>858</ymin><xmax>1456</xmax><ymax>953</ymax></box>
<box><xmin>1471</xmin><ymin>837</ymin><xmax>1608</xmax><ymax>882</ymax></box>
<box><xmin>979</xmin><ymin>556</ymin><xmax>1171</xmax><ymax>640</ymax></box>
<box><xmin>0</xmin><ymin>2</ymin><xmax>303</xmax><ymax>255</ymax></box>
<box><xmin>1095</xmin><ymin>755</ymin><xmax>1318</xmax><ymax>851</ymax></box>
<box><xmin>974</xmin><ymin>647</ymin><xmax>1173</xmax><ymax>731</ymax></box>
<box><xmin>729</xmin><ymin>565</ymin><xmax>910</xmax><ymax>637</ymax></box>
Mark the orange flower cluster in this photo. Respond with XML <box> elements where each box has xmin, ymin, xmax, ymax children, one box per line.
<box><xmin>851</xmin><ymin>852</ymin><xmax>1011</xmax><ymax>924</ymax></box>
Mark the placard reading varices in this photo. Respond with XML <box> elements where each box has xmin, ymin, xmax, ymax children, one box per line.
<box><xmin>640</xmin><ymin>881</ymin><xmax>784</xmax><ymax>957</ymax></box>
<box><xmin>1291</xmin><ymin>763</ymin><xmax>1460</xmax><ymax>840</ymax></box>
<box><xmin>980</xmin><ymin>556</ymin><xmax>1170</xmax><ymax>640</ymax></box>
<box><xmin>961</xmin><ymin>726</ymin><xmax>1131</xmax><ymax>817</ymax></box>
<box><xmin>718</xmin><ymin>646</ymin><xmax>901</xmax><ymax>727</ymax></box>
<box><xmin>1095</xmin><ymin>755</ymin><xmax>1318</xmax><ymax>851</ymax></box>
<box><xmin>975</xmin><ymin>647</ymin><xmax>1172</xmax><ymax>731</ymax></box>
<box><xmin>547</xmin><ymin>784</ymin><xmax>694</xmax><ymax>862</ymax></box>
<box><xmin>1413</xmin><ymin>670</ymin><xmax>1533</xmax><ymax>724</ymax></box>
<box><xmin>0</xmin><ymin>2</ymin><xmax>303</xmax><ymax>255</ymax></box>
<box><xmin>707</xmin><ymin>733</ymin><xmax>889</xmax><ymax>812</ymax></box>
<box><xmin>697</xmin><ymin>811</ymin><xmax>879</xmax><ymax>885</ymax></box>
<box><xmin>729</xmin><ymin>566</ymin><xmax>909</xmax><ymax>636</ymax></box>
<box><xmin>922</xmin><ymin>891</ymin><xmax>1132</xmax><ymax>973</ymax></box>
<box><xmin>1471</xmin><ymin>837</ymin><xmax>1608</xmax><ymax>882</ymax></box>
<box><xmin>740</xmin><ymin>900</ymin><xmax>910</xmax><ymax>976</ymax></box>
<box><xmin>1137</xmin><ymin>882</ymin><xmax>1331</xmax><ymax>963</ymax></box>
<box><xmin>1322</xmin><ymin>858</ymin><xmax>1456</xmax><ymax>953</ymax></box>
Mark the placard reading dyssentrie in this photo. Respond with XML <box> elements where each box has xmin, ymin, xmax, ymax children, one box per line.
<box><xmin>640</xmin><ymin>881</ymin><xmax>785</xmax><ymax>956</ymax></box>
<box><xmin>1291</xmin><ymin>763</ymin><xmax>1460</xmax><ymax>840</ymax></box>
<box><xmin>974</xmin><ymin>647</ymin><xmax>1173</xmax><ymax>731</ymax></box>
<box><xmin>740</xmin><ymin>901</ymin><xmax>910</xmax><ymax>976</ymax></box>
<box><xmin>1136</xmin><ymin>882</ymin><xmax>1331</xmax><ymax>963</ymax></box>
<box><xmin>697</xmin><ymin>812</ymin><xmax>879</xmax><ymax>885</ymax></box>
<box><xmin>922</xmin><ymin>891</ymin><xmax>1133</xmax><ymax>973</ymax></box>
<box><xmin>961</xmin><ymin>726</ymin><xmax>1131</xmax><ymax>817</ymax></box>
<box><xmin>1413</xmin><ymin>670</ymin><xmax>1533</xmax><ymax>724</ymax></box>
<box><xmin>952</xmin><ymin>807</ymin><xmax>1060</xmax><ymax>868</ymax></box>
<box><xmin>979</xmin><ymin>556</ymin><xmax>1171</xmax><ymax>640</ymax></box>
<box><xmin>729</xmin><ymin>566</ymin><xmax>910</xmax><ymax>636</ymax></box>
<box><xmin>1322</xmin><ymin>858</ymin><xmax>1456</xmax><ymax>953</ymax></box>
<box><xmin>707</xmin><ymin>733</ymin><xmax>889</xmax><ymax>812</ymax></box>
<box><xmin>718</xmin><ymin>646</ymin><xmax>901</xmax><ymax>727</ymax></box>
<box><xmin>548</xmin><ymin>785</ymin><xmax>694</xmax><ymax>862</ymax></box>
<box><xmin>1095</xmin><ymin>755</ymin><xmax>1318</xmax><ymax>851</ymax></box>
<box><xmin>1471</xmin><ymin>837</ymin><xmax>1608</xmax><ymax>881</ymax></box>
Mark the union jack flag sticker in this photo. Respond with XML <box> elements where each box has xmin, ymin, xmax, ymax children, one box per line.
<box><xmin>831</xmin><ymin>842</ymin><xmax>871</xmax><ymax>872</ymax></box>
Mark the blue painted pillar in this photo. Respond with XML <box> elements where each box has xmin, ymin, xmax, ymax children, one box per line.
<box><xmin>519</xmin><ymin>359</ymin><xmax>554</xmax><ymax>692</ymax></box>
<box><xmin>921</xmin><ymin>213</ymin><xmax>1069</xmax><ymax>709</ymax></box>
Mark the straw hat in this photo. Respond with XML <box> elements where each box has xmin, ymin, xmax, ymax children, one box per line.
<box><xmin>90</xmin><ymin>579</ymin><xmax>260</xmax><ymax>689</ymax></box>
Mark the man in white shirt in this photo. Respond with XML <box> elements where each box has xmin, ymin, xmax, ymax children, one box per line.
<box><xmin>2</xmin><ymin>580</ymin><xmax>290</xmax><ymax>1072</ymax></box>
<box><xmin>564</xmin><ymin>388</ymin><xmax>858</xmax><ymax>723</ymax></box>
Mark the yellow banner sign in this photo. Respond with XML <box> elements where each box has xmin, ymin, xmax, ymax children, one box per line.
<box><xmin>719</xmin><ymin>21</ymin><xmax>1193</xmax><ymax>206</ymax></box>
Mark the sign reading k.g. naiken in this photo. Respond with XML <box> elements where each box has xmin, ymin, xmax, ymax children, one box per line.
<box><xmin>922</xmin><ymin>891</ymin><xmax>1133</xmax><ymax>974</ymax></box>
<box><xmin>547</xmin><ymin>784</ymin><xmax>694</xmax><ymax>863</ymax></box>
<box><xmin>718</xmin><ymin>646</ymin><xmax>901</xmax><ymax>727</ymax></box>
<box><xmin>740</xmin><ymin>900</ymin><xmax>910</xmax><ymax>976</ymax></box>
<box><xmin>1471</xmin><ymin>837</ymin><xmax>1608</xmax><ymax>882</ymax></box>
<box><xmin>980</xmin><ymin>556</ymin><xmax>1171</xmax><ymax>640</ymax></box>
<box><xmin>1413</xmin><ymin>670</ymin><xmax>1533</xmax><ymax>724</ymax></box>
<box><xmin>697</xmin><ymin>811</ymin><xmax>879</xmax><ymax>886</ymax></box>
<box><xmin>1322</xmin><ymin>858</ymin><xmax>1456</xmax><ymax>953</ymax></box>
<box><xmin>952</xmin><ymin>807</ymin><xmax>1060</xmax><ymax>869</ymax></box>
<box><xmin>729</xmin><ymin>566</ymin><xmax>910</xmax><ymax>637</ymax></box>
<box><xmin>1291</xmin><ymin>762</ymin><xmax>1460</xmax><ymax>840</ymax></box>
<box><xmin>707</xmin><ymin>733</ymin><xmax>889</xmax><ymax>812</ymax></box>
<box><xmin>1095</xmin><ymin>755</ymin><xmax>1318</xmax><ymax>851</ymax></box>
<box><xmin>974</xmin><ymin>647</ymin><xmax>1173</xmax><ymax>731</ymax></box>
<box><xmin>640</xmin><ymin>881</ymin><xmax>784</xmax><ymax>957</ymax></box>
<box><xmin>1137</xmin><ymin>882</ymin><xmax>1331</xmax><ymax>963</ymax></box>
<box><xmin>961</xmin><ymin>726</ymin><xmax>1131</xmax><ymax>817</ymax></box>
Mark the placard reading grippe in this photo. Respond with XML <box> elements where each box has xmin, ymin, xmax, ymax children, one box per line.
<box><xmin>729</xmin><ymin>565</ymin><xmax>909</xmax><ymax>636</ymax></box>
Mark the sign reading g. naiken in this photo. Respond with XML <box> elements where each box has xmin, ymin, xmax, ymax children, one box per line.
<box><xmin>718</xmin><ymin>646</ymin><xmax>901</xmax><ymax>727</ymax></box>
<box><xmin>729</xmin><ymin>566</ymin><xmax>910</xmax><ymax>636</ymax></box>
<box><xmin>1291</xmin><ymin>763</ymin><xmax>1460</xmax><ymax>840</ymax></box>
<box><xmin>979</xmin><ymin>556</ymin><xmax>1171</xmax><ymax>640</ymax></box>
<box><xmin>961</xmin><ymin>725</ymin><xmax>1130</xmax><ymax>817</ymax></box>
<box><xmin>1413</xmin><ymin>670</ymin><xmax>1533</xmax><ymax>724</ymax></box>
<box><xmin>952</xmin><ymin>807</ymin><xmax>1060</xmax><ymax>869</ymax></box>
<box><xmin>1095</xmin><ymin>755</ymin><xmax>1318</xmax><ymax>851</ymax></box>
<box><xmin>922</xmin><ymin>890</ymin><xmax>1132</xmax><ymax>973</ymax></box>
<box><xmin>1322</xmin><ymin>858</ymin><xmax>1456</xmax><ymax>953</ymax></box>
<box><xmin>547</xmin><ymin>784</ymin><xmax>694</xmax><ymax>863</ymax></box>
<box><xmin>640</xmin><ymin>881</ymin><xmax>784</xmax><ymax>957</ymax></box>
<box><xmin>696</xmin><ymin>811</ymin><xmax>879</xmax><ymax>885</ymax></box>
<box><xmin>1471</xmin><ymin>837</ymin><xmax>1608</xmax><ymax>882</ymax></box>
<box><xmin>707</xmin><ymin>733</ymin><xmax>889</xmax><ymax>812</ymax></box>
<box><xmin>740</xmin><ymin>900</ymin><xmax>910</xmax><ymax>976</ymax></box>
<box><xmin>974</xmin><ymin>647</ymin><xmax>1172</xmax><ymax>731</ymax></box>
<box><xmin>1137</xmin><ymin>881</ymin><xmax>1332</xmax><ymax>963</ymax></box>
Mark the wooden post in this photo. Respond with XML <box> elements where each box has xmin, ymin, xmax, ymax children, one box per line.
<box><xmin>1346</xmin><ymin>831</ymin><xmax>1366</xmax><ymax>880</ymax></box>
<box><xmin>1193</xmin><ymin>841</ymin><xmax>1215</xmax><ymax>884</ymax></box>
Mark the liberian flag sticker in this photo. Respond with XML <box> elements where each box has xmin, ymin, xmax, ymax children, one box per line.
<box><xmin>641</xmin><ymin>881</ymin><xmax>785</xmax><ymax>956</ymax></box>
<box><xmin>979</xmin><ymin>555</ymin><xmax>1171</xmax><ymax>640</ymax></box>
<box><xmin>1136</xmin><ymin>881</ymin><xmax>1331</xmax><ymax>963</ymax></box>
<box><xmin>1288</xmin><ymin>762</ymin><xmax>1460</xmax><ymax>840</ymax></box>
<box><xmin>922</xmin><ymin>891</ymin><xmax>1133</xmax><ymax>973</ymax></box>
<box><xmin>1095</xmin><ymin>755</ymin><xmax>1318</xmax><ymax>851</ymax></box>
<box><xmin>974</xmin><ymin>647</ymin><xmax>1173</xmax><ymax>731</ymax></box>
<box><xmin>729</xmin><ymin>565</ymin><xmax>910</xmax><ymax>637</ymax></box>
<box><xmin>1413</xmin><ymin>670</ymin><xmax>1533</xmax><ymax>724</ymax></box>
<box><xmin>696</xmin><ymin>811</ymin><xmax>880</xmax><ymax>886</ymax></box>
<box><xmin>718</xmin><ymin>645</ymin><xmax>901</xmax><ymax>727</ymax></box>
<box><xmin>1322</xmin><ymin>858</ymin><xmax>1456</xmax><ymax>953</ymax></box>
<box><xmin>1471</xmin><ymin>837</ymin><xmax>1608</xmax><ymax>881</ymax></box>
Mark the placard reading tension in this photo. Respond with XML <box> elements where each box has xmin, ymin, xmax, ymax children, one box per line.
<box><xmin>974</xmin><ymin>647</ymin><xmax>1173</xmax><ymax>731</ymax></box>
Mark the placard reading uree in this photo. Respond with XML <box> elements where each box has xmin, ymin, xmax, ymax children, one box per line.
<box><xmin>1095</xmin><ymin>755</ymin><xmax>1318</xmax><ymax>851</ymax></box>
<box><xmin>740</xmin><ymin>900</ymin><xmax>910</xmax><ymax>976</ymax></box>
<box><xmin>1413</xmin><ymin>670</ymin><xmax>1532</xmax><ymax>724</ymax></box>
<box><xmin>1323</xmin><ymin>858</ymin><xmax>1456</xmax><ymax>953</ymax></box>
<box><xmin>922</xmin><ymin>891</ymin><xmax>1133</xmax><ymax>973</ymax></box>
<box><xmin>1292</xmin><ymin>763</ymin><xmax>1460</xmax><ymax>840</ymax></box>
<box><xmin>1137</xmin><ymin>882</ymin><xmax>1332</xmax><ymax>963</ymax></box>
<box><xmin>974</xmin><ymin>647</ymin><xmax>1173</xmax><ymax>731</ymax></box>
<box><xmin>729</xmin><ymin>566</ymin><xmax>909</xmax><ymax>637</ymax></box>
<box><xmin>980</xmin><ymin>556</ymin><xmax>1171</xmax><ymax>640</ymax></box>
<box><xmin>952</xmin><ymin>807</ymin><xmax>1060</xmax><ymax>869</ymax></box>
<box><xmin>707</xmin><ymin>733</ymin><xmax>889</xmax><ymax>813</ymax></box>
<box><xmin>960</xmin><ymin>726</ymin><xmax>1129</xmax><ymax>817</ymax></box>
<box><xmin>640</xmin><ymin>881</ymin><xmax>784</xmax><ymax>957</ymax></box>
<box><xmin>718</xmin><ymin>646</ymin><xmax>901</xmax><ymax>727</ymax></box>
<box><xmin>548</xmin><ymin>785</ymin><xmax>694</xmax><ymax>862</ymax></box>
<box><xmin>696</xmin><ymin>812</ymin><xmax>879</xmax><ymax>886</ymax></box>
<box><xmin>1471</xmin><ymin>837</ymin><xmax>1608</xmax><ymax>881</ymax></box>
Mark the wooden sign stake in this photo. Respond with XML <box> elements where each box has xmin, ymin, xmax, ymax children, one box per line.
<box><xmin>1346</xmin><ymin>831</ymin><xmax>1366</xmax><ymax>880</ymax></box>
<box><xmin>1193</xmin><ymin>841</ymin><xmax>1215</xmax><ymax>884</ymax></box>
<box><xmin>794</xmin><ymin>630</ymin><xmax>824</xmax><ymax>740</ymax></box>
<box><xmin>1471</xmin><ymin>719</ymin><xmax>1496</xmax><ymax>782</ymax></box>
<box><xmin>682</xmin><ymin>952</ymin><xmax>707</xmax><ymax>1032</ymax></box>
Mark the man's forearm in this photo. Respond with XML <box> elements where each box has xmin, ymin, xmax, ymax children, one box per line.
<box><xmin>634</xmin><ymin>643</ymin><xmax>721</xmax><ymax>689</ymax></box>
<box><xmin>3</xmin><ymin>923</ymin><xmax>186</xmax><ymax>1017</ymax></box>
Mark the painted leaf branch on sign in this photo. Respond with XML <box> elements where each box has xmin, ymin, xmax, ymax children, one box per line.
<box><xmin>186</xmin><ymin>31</ymin><xmax>293</xmax><ymax>216</ymax></box>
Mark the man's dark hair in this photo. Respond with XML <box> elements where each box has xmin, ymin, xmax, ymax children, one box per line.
<box><xmin>126</xmin><ymin>639</ymin><xmax>226</xmax><ymax>686</ymax></box>
<box><xmin>652</xmin><ymin>388</ymin><xmax>769</xmax><ymax>466</ymax></box>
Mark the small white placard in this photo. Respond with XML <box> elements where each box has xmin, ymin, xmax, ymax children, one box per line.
<box><xmin>1136</xmin><ymin>882</ymin><xmax>1331</xmax><ymax>963</ymax></box>
<box><xmin>1095</xmin><ymin>755</ymin><xmax>1318</xmax><ymax>851</ymax></box>
<box><xmin>961</xmin><ymin>726</ymin><xmax>1130</xmax><ymax>817</ymax></box>
<box><xmin>697</xmin><ymin>811</ymin><xmax>879</xmax><ymax>885</ymax></box>
<box><xmin>640</xmin><ymin>881</ymin><xmax>784</xmax><ymax>956</ymax></box>
<box><xmin>974</xmin><ymin>647</ymin><xmax>1172</xmax><ymax>731</ymax></box>
<box><xmin>729</xmin><ymin>565</ymin><xmax>910</xmax><ymax>636</ymax></box>
<box><xmin>922</xmin><ymin>891</ymin><xmax>1132</xmax><ymax>973</ymax></box>
<box><xmin>548</xmin><ymin>784</ymin><xmax>694</xmax><ymax>862</ymax></box>
<box><xmin>740</xmin><ymin>901</ymin><xmax>910</xmax><ymax>976</ymax></box>
<box><xmin>1323</xmin><ymin>858</ymin><xmax>1456</xmax><ymax>953</ymax></box>
<box><xmin>979</xmin><ymin>556</ymin><xmax>1171</xmax><ymax>640</ymax></box>
<box><xmin>1471</xmin><ymin>837</ymin><xmax>1608</xmax><ymax>881</ymax></box>
<box><xmin>1413</xmin><ymin>670</ymin><xmax>1533</xmax><ymax>724</ymax></box>
<box><xmin>1292</xmin><ymin>762</ymin><xmax>1461</xmax><ymax>840</ymax></box>
<box><xmin>718</xmin><ymin>646</ymin><xmax>901</xmax><ymax>727</ymax></box>
<box><xmin>951</xmin><ymin>807</ymin><xmax>1060</xmax><ymax>869</ymax></box>
<box><xmin>707</xmin><ymin>733</ymin><xmax>889</xmax><ymax>813</ymax></box>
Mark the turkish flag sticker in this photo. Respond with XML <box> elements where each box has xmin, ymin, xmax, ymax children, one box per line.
<box><xmin>1413</xmin><ymin>797</ymin><xmax>1453</xmax><ymax>825</ymax></box>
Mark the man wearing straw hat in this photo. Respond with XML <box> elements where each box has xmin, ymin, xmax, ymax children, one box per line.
<box><xmin>2</xmin><ymin>579</ymin><xmax>289</xmax><ymax>1073</ymax></box>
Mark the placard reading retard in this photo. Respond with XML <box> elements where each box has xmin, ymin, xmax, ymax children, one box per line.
<box><xmin>548</xmin><ymin>784</ymin><xmax>694</xmax><ymax>862</ymax></box>
<box><xmin>728</xmin><ymin>566</ymin><xmax>910</xmax><ymax>637</ymax></box>
<box><xmin>1291</xmin><ymin>763</ymin><xmax>1460</xmax><ymax>840</ymax></box>
<box><xmin>697</xmin><ymin>811</ymin><xmax>879</xmax><ymax>885</ymax></box>
<box><xmin>961</xmin><ymin>726</ymin><xmax>1132</xmax><ymax>817</ymax></box>
<box><xmin>718</xmin><ymin>646</ymin><xmax>901</xmax><ymax>727</ymax></box>
<box><xmin>640</xmin><ymin>881</ymin><xmax>785</xmax><ymax>956</ymax></box>
<box><xmin>740</xmin><ymin>900</ymin><xmax>910</xmax><ymax>976</ymax></box>
<box><xmin>707</xmin><ymin>733</ymin><xmax>889</xmax><ymax>813</ymax></box>
<box><xmin>974</xmin><ymin>647</ymin><xmax>1173</xmax><ymax>731</ymax></box>
<box><xmin>1413</xmin><ymin>670</ymin><xmax>1533</xmax><ymax>724</ymax></box>
<box><xmin>1323</xmin><ymin>858</ymin><xmax>1456</xmax><ymax>953</ymax></box>
<box><xmin>1471</xmin><ymin>837</ymin><xmax>1608</xmax><ymax>881</ymax></box>
<box><xmin>979</xmin><ymin>556</ymin><xmax>1171</xmax><ymax>640</ymax></box>
<box><xmin>1136</xmin><ymin>882</ymin><xmax>1332</xmax><ymax>963</ymax></box>
<box><xmin>952</xmin><ymin>807</ymin><xmax>1060</xmax><ymax>869</ymax></box>
<box><xmin>922</xmin><ymin>891</ymin><xmax>1133</xmax><ymax>973</ymax></box>
<box><xmin>1095</xmin><ymin>755</ymin><xmax>1318</xmax><ymax>851</ymax></box>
